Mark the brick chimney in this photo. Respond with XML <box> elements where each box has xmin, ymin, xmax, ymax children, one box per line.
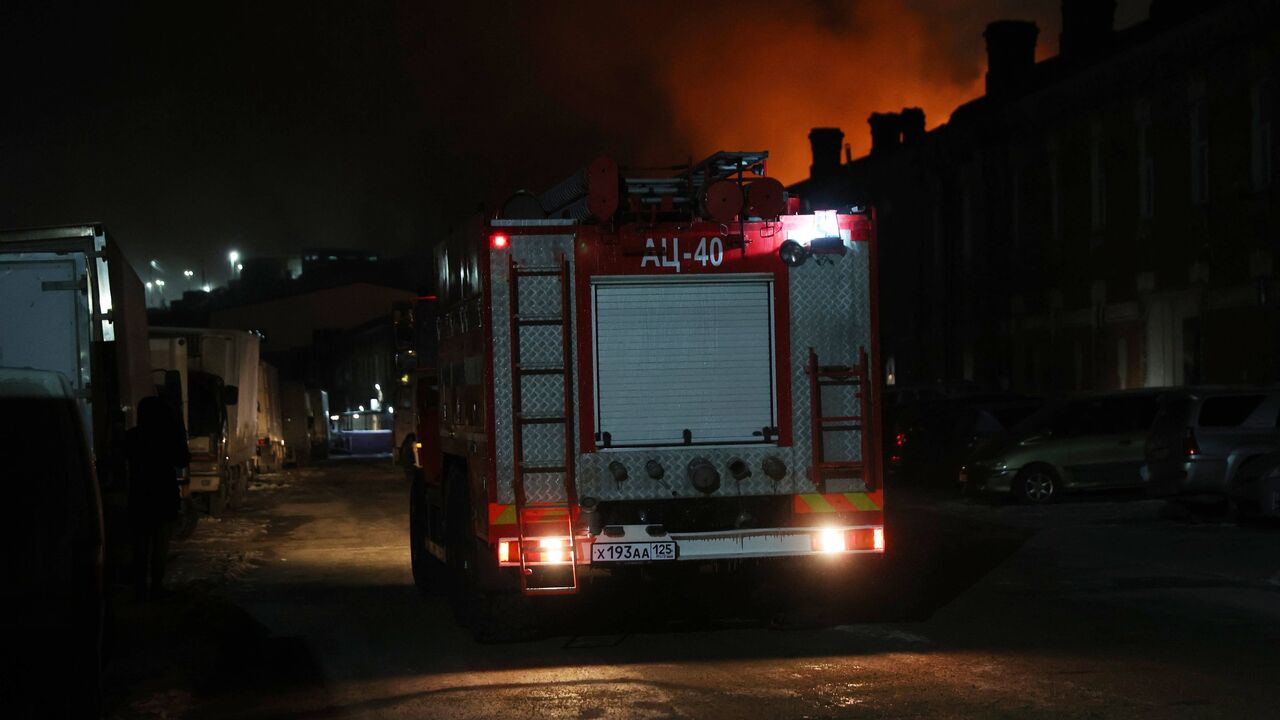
<box><xmin>900</xmin><ymin>108</ymin><xmax>926</xmax><ymax>145</ymax></box>
<box><xmin>1059</xmin><ymin>0</ymin><xmax>1116</xmax><ymax>57</ymax></box>
<box><xmin>984</xmin><ymin>20</ymin><xmax>1039</xmax><ymax>97</ymax></box>
<box><xmin>868</xmin><ymin>112</ymin><xmax>902</xmax><ymax>155</ymax></box>
<box><xmin>808</xmin><ymin>127</ymin><xmax>844</xmax><ymax>178</ymax></box>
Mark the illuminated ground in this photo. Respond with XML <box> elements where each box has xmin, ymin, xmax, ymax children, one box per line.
<box><xmin>107</xmin><ymin>459</ymin><xmax>1280</xmax><ymax>719</ymax></box>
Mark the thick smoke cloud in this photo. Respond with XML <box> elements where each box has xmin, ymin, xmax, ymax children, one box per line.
<box><xmin>402</xmin><ymin>0</ymin><xmax>1146</xmax><ymax>191</ymax></box>
<box><xmin>1</xmin><ymin>1</ymin><xmax>1146</xmax><ymax>270</ymax></box>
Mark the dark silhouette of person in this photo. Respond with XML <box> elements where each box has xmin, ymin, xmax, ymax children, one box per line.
<box><xmin>126</xmin><ymin>396</ymin><xmax>190</xmax><ymax>599</ymax></box>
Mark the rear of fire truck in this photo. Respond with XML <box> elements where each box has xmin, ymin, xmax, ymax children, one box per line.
<box><xmin>409</xmin><ymin>152</ymin><xmax>883</xmax><ymax>640</ymax></box>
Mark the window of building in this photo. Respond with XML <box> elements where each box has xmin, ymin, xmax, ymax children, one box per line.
<box><xmin>1190</xmin><ymin>101</ymin><xmax>1209</xmax><ymax>205</ymax></box>
<box><xmin>1048</xmin><ymin>140</ymin><xmax>1061</xmax><ymax>246</ymax></box>
<box><xmin>1136</xmin><ymin>100</ymin><xmax>1154</xmax><ymax>219</ymax></box>
<box><xmin>1116</xmin><ymin>337</ymin><xmax>1128</xmax><ymax>389</ymax></box>
<box><xmin>1253</xmin><ymin>81</ymin><xmax>1273</xmax><ymax>191</ymax></box>
<box><xmin>1090</xmin><ymin>124</ymin><xmax>1107</xmax><ymax>232</ymax></box>
<box><xmin>1010</xmin><ymin>159</ymin><xmax>1022</xmax><ymax>254</ymax></box>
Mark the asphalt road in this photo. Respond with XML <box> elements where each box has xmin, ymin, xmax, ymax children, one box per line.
<box><xmin>106</xmin><ymin>459</ymin><xmax>1280</xmax><ymax>719</ymax></box>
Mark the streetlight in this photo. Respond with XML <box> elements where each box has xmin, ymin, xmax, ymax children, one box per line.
<box><xmin>183</xmin><ymin>269</ymin><xmax>194</xmax><ymax>278</ymax></box>
<box><xmin>228</xmin><ymin>250</ymin><xmax>240</xmax><ymax>280</ymax></box>
<box><xmin>202</xmin><ymin>284</ymin><xmax>212</xmax><ymax>293</ymax></box>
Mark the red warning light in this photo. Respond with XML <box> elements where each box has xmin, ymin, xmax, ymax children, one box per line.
<box><xmin>491</xmin><ymin>233</ymin><xmax>509</xmax><ymax>250</ymax></box>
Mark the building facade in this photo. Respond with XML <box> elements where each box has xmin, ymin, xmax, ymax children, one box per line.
<box><xmin>793</xmin><ymin>0</ymin><xmax>1279</xmax><ymax>395</ymax></box>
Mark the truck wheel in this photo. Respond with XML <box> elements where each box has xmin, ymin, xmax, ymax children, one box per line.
<box><xmin>238</xmin><ymin>466</ymin><xmax>250</xmax><ymax>503</ymax></box>
<box><xmin>207</xmin><ymin>482</ymin><xmax>229</xmax><ymax>516</ymax></box>
<box><xmin>1013</xmin><ymin>465</ymin><xmax>1057</xmax><ymax>503</ymax></box>
<box><xmin>174</xmin><ymin>498</ymin><xmax>199</xmax><ymax>540</ymax></box>
<box><xmin>468</xmin><ymin>583</ymin><xmax>538</xmax><ymax>644</ymax></box>
<box><xmin>410</xmin><ymin>480</ymin><xmax>445</xmax><ymax>595</ymax></box>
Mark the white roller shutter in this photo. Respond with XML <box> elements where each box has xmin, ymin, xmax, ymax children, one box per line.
<box><xmin>593</xmin><ymin>276</ymin><xmax>776</xmax><ymax>447</ymax></box>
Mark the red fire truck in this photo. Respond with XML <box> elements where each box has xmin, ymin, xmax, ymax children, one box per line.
<box><xmin>408</xmin><ymin>151</ymin><xmax>883</xmax><ymax>639</ymax></box>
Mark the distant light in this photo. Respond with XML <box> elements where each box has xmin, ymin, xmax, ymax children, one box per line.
<box><xmin>352</xmin><ymin>413</ymin><xmax>360</xmax><ymax>419</ymax></box>
<box><xmin>154</xmin><ymin>279</ymin><xmax>165</xmax><ymax>287</ymax></box>
<box><xmin>183</xmin><ymin>269</ymin><xmax>194</xmax><ymax>278</ymax></box>
<box><xmin>491</xmin><ymin>233</ymin><xmax>509</xmax><ymax>250</ymax></box>
<box><xmin>228</xmin><ymin>250</ymin><xmax>240</xmax><ymax>263</ymax></box>
<box><xmin>236</xmin><ymin>263</ymin><xmax>243</xmax><ymax>271</ymax></box>
<box><xmin>329</xmin><ymin>414</ymin><xmax>339</xmax><ymax>421</ymax></box>
<box><xmin>150</xmin><ymin>259</ymin><xmax>160</xmax><ymax>270</ymax></box>
<box><xmin>358</xmin><ymin>405</ymin><xmax>364</xmax><ymax>411</ymax></box>
<box><xmin>387</xmin><ymin>406</ymin><xmax>394</xmax><ymax>415</ymax></box>
<box><xmin>202</xmin><ymin>284</ymin><xmax>212</xmax><ymax>293</ymax></box>
<box><xmin>374</xmin><ymin>383</ymin><xmax>381</xmax><ymax>391</ymax></box>
<box><xmin>145</xmin><ymin>281</ymin><xmax>154</xmax><ymax>289</ymax></box>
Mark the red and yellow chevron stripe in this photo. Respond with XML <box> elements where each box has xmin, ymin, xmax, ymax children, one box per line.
<box><xmin>793</xmin><ymin>490</ymin><xmax>884</xmax><ymax>514</ymax></box>
<box><xmin>487</xmin><ymin>503</ymin><xmax>570</xmax><ymax>526</ymax></box>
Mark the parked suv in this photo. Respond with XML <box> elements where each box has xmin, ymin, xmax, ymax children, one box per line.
<box><xmin>1145</xmin><ymin>387</ymin><xmax>1280</xmax><ymax>505</ymax></box>
<box><xmin>961</xmin><ymin>390</ymin><xmax>1164</xmax><ymax>503</ymax></box>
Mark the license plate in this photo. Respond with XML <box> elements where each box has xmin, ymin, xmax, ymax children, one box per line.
<box><xmin>590</xmin><ymin>541</ymin><xmax>676</xmax><ymax>563</ymax></box>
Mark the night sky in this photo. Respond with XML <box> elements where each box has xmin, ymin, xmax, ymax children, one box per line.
<box><xmin>1</xmin><ymin>1</ymin><xmax>1145</xmax><ymax>288</ymax></box>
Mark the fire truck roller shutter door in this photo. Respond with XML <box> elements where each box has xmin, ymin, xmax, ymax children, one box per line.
<box><xmin>592</xmin><ymin>275</ymin><xmax>777</xmax><ymax>447</ymax></box>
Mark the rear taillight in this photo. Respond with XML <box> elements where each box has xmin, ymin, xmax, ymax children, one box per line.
<box><xmin>809</xmin><ymin>527</ymin><xmax>884</xmax><ymax>553</ymax></box>
<box><xmin>890</xmin><ymin>432</ymin><xmax>906</xmax><ymax>465</ymax></box>
<box><xmin>1184</xmin><ymin>428</ymin><xmax>1200</xmax><ymax>458</ymax></box>
<box><xmin>497</xmin><ymin>537</ymin><xmax>574</xmax><ymax>566</ymax></box>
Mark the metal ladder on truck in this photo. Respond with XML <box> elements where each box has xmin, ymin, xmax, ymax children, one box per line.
<box><xmin>806</xmin><ymin>347</ymin><xmax>877</xmax><ymax>493</ymax></box>
<box><xmin>508</xmin><ymin>254</ymin><xmax>579</xmax><ymax>595</ymax></box>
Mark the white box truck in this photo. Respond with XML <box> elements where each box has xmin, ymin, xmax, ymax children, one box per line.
<box><xmin>0</xmin><ymin>224</ymin><xmax>152</xmax><ymax>570</ymax></box>
<box><xmin>254</xmin><ymin>362</ymin><xmax>285</xmax><ymax>473</ymax></box>
<box><xmin>150</xmin><ymin>328</ymin><xmax>260</xmax><ymax>514</ymax></box>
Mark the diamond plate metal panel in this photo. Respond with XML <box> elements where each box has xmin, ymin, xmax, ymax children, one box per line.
<box><xmin>788</xmin><ymin>245</ymin><xmax>873</xmax><ymax>491</ymax></box>
<box><xmin>491</xmin><ymin>234</ymin><xmax>577</xmax><ymax>505</ymax></box>
<box><xmin>516</xmin><ymin>274</ymin><xmax>562</xmax><ymax>318</ymax></box>
<box><xmin>518</xmin><ymin>325</ymin><xmax>564</xmax><ymax>368</ymax></box>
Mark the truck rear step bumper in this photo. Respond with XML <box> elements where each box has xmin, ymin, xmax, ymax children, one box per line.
<box><xmin>498</xmin><ymin>523</ymin><xmax>885</xmax><ymax>567</ymax></box>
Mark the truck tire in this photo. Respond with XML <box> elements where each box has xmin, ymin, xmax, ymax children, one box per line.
<box><xmin>206</xmin><ymin>482</ymin><xmax>229</xmax><ymax>516</ymax></box>
<box><xmin>174</xmin><ymin>497</ymin><xmax>199</xmax><ymax>540</ymax></box>
<box><xmin>440</xmin><ymin>461</ymin><xmax>540</xmax><ymax>641</ymax></box>
<box><xmin>229</xmin><ymin>466</ymin><xmax>247</xmax><ymax>508</ymax></box>
<box><xmin>468</xmin><ymin>581</ymin><xmax>539</xmax><ymax>644</ymax></box>
<box><xmin>409</xmin><ymin>479</ymin><xmax>445</xmax><ymax>595</ymax></box>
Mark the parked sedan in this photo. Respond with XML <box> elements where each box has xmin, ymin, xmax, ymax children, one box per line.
<box><xmin>960</xmin><ymin>390</ymin><xmax>1163</xmax><ymax>503</ymax></box>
